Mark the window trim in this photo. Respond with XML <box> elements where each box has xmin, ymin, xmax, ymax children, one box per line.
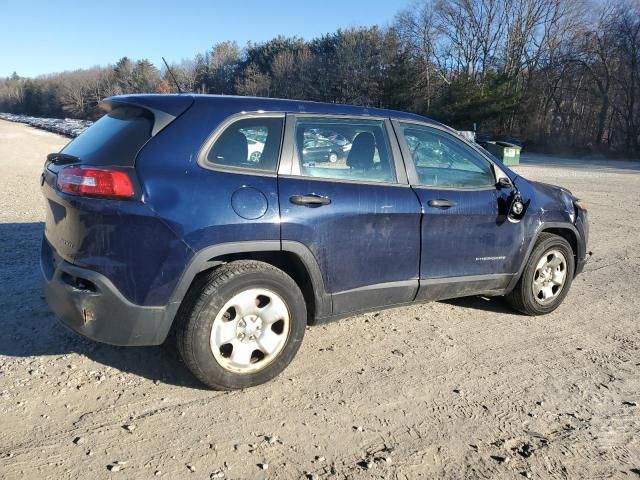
<box><xmin>391</xmin><ymin>119</ymin><xmax>501</xmax><ymax>191</ymax></box>
<box><xmin>280</xmin><ymin>113</ymin><xmax>409</xmax><ymax>186</ymax></box>
<box><xmin>197</xmin><ymin>111</ymin><xmax>286</xmax><ymax>177</ymax></box>
<box><xmin>277</xmin><ymin>173</ymin><xmax>411</xmax><ymax>189</ymax></box>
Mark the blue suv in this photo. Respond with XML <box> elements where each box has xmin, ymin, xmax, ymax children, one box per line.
<box><xmin>41</xmin><ymin>95</ymin><xmax>589</xmax><ymax>389</ymax></box>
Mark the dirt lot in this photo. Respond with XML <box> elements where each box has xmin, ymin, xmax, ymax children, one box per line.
<box><xmin>0</xmin><ymin>119</ymin><xmax>638</xmax><ymax>480</ymax></box>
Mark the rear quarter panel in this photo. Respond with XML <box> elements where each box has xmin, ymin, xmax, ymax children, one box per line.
<box><xmin>41</xmin><ymin>176</ymin><xmax>192</xmax><ymax>306</ymax></box>
<box><xmin>135</xmin><ymin>99</ymin><xmax>281</xmax><ymax>258</ymax></box>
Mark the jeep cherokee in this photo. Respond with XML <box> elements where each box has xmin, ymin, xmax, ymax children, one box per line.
<box><xmin>41</xmin><ymin>95</ymin><xmax>589</xmax><ymax>389</ymax></box>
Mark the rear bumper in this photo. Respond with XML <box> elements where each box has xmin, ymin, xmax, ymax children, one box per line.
<box><xmin>41</xmin><ymin>238</ymin><xmax>178</xmax><ymax>346</ymax></box>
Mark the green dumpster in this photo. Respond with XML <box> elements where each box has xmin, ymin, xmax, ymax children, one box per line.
<box><xmin>486</xmin><ymin>141</ymin><xmax>521</xmax><ymax>166</ymax></box>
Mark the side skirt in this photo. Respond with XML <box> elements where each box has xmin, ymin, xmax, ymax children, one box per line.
<box><xmin>331</xmin><ymin>280</ymin><xmax>418</xmax><ymax>317</ymax></box>
<box><xmin>416</xmin><ymin>273</ymin><xmax>515</xmax><ymax>302</ymax></box>
<box><xmin>314</xmin><ymin>273</ymin><xmax>515</xmax><ymax>324</ymax></box>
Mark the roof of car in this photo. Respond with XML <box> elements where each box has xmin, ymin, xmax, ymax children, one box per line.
<box><xmin>106</xmin><ymin>93</ymin><xmax>445</xmax><ymax>127</ymax></box>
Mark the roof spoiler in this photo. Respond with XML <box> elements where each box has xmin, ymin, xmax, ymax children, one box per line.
<box><xmin>101</xmin><ymin>95</ymin><xmax>194</xmax><ymax>137</ymax></box>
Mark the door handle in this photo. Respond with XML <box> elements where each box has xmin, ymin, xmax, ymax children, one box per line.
<box><xmin>428</xmin><ymin>199</ymin><xmax>456</xmax><ymax>208</ymax></box>
<box><xmin>289</xmin><ymin>194</ymin><xmax>331</xmax><ymax>207</ymax></box>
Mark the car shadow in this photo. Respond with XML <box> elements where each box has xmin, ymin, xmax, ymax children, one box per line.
<box><xmin>0</xmin><ymin>222</ymin><xmax>207</xmax><ymax>390</ymax></box>
<box><xmin>441</xmin><ymin>295</ymin><xmax>521</xmax><ymax>315</ymax></box>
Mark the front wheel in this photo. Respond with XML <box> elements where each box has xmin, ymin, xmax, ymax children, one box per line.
<box><xmin>505</xmin><ymin>233</ymin><xmax>575</xmax><ymax>316</ymax></box>
<box><xmin>176</xmin><ymin>260</ymin><xmax>307</xmax><ymax>390</ymax></box>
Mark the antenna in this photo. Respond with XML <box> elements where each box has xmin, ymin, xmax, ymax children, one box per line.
<box><xmin>162</xmin><ymin>57</ymin><xmax>183</xmax><ymax>94</ymax></box>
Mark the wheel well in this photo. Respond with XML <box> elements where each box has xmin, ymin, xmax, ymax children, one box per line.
<box><xmin>541</xmin><ymin>227</ymin><xmax>577</xmax><ymax>258</ymax></box>
<box><xmin>203</xmin><ymin>251</ymin><xmax>316</xmax><ymax>322</ymax></box>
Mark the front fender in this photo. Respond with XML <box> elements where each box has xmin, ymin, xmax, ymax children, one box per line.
<box><xmin>506</xmin><ymin>176</ymin><xmax>588</xmax><ymax>292</ymax></box>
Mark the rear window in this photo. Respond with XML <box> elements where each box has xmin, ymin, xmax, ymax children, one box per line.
<box><xmin>61</xmin><ymin>106</ymin><xmax>153</xmax><ymax>166</ymax></box>
<box><xmin>205</xmin><ymin>117</ymin><xmax>284</xmax><ymax>172</ymax></box>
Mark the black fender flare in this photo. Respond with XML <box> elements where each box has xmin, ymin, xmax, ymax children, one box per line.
<box><xmin>507</xmin><ymin>221</ymin><xmax>584</xmax><ymax>292</ymax></box>
<box><xmin>167</xmin><ymin>239</ymin><xmax>331</xmax><ymax>320</ymax></box>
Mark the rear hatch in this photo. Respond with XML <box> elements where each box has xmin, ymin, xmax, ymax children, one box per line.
<box><xmin>41</xmin><ymin>95</ymin><xmax>193</xmax><ymax>295</ymax></box>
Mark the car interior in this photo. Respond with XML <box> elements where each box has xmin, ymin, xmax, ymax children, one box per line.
<box><xmin>207</xmin><ymin>118</ymin><xmax>283</xmax><ymax>171</ymax></box>
<box><xmin>402</xmin><ymin>125</ymin><xmax>496</xmax><ymax>188</ymax></box>
<box><xmin>296</xmin><ymin>120</ymin><xmax>396</xmax><ymax>183</ymax></box>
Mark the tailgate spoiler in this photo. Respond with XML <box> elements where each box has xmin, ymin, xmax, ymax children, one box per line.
<box><xmin>101</xmin><ymin>94</ymin><xmax>194</xmax><ymax>136</ymax></box>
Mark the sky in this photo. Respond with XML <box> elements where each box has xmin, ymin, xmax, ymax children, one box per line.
<box><xmin>0</xmin><ymin>0</ymin><xmax>409</xmax><ymax>78</ymax></box>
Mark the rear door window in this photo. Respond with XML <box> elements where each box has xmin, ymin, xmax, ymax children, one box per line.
<box><xmin>205</xmin><ymin>117</ymin><xmax>284</xmax><ymax>172</ymax></box>
<box><xmin>294</xmin><ymin>117</ymin><xmax>396</xmax><ymax>183</ymax></box>
<box><xmin>61</xmin><ymin>106</ymin><xmax>153</xmax><ymax>166</ymax></box>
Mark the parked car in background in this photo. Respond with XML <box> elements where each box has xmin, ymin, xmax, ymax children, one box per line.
<box><xmin>246</xmin><ymin>138</ymin><xmax>265</xmax><ymax>162</ymax></box>
<box><xmin>302</xmin><ymin>129</ymin><xmax>352</xmax><ymax>163</ymax></box>
<box><xmin>0</xmin><ymin>112</ymin><xmax>92</xmax><ymax>137</ymax></box>
<box><xmin>40</xmin><ymin>95</ymin><xmax>589</xmax><ymax>390</ymax></box>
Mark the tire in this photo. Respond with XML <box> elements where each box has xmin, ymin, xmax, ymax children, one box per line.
<box><xmin>505</xmin><ymin>233</ymin><xmax>575</xmax><ymax>316</ymax></box>
<box><xmin>176</xmin><ymin>260</ymin><xmax>307</xmax><ymax>390</ymax></box>
<box><xmin>328</xmin><ymin>151</ymin><xmax>339</xmax><ymax>163</ymax></box>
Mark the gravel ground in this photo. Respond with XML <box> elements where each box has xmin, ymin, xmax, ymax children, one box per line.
<box><xmin>0</xmin><ymin>119</ymin><xmax>639</xmax><ymax>479</ymax></box>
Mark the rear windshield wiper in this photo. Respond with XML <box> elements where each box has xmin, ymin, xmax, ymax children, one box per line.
<box><xmin>47</xmin><ymin>152</ymin><xmax>80</xmax><ymax>165</ymax></box>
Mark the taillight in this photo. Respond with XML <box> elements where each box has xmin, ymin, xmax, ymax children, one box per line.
<box><xmin>56</xmin><ymin>167</ymin><xmax>135</xmax><ymax>199</ymax></box>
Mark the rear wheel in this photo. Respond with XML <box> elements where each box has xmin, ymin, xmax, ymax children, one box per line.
<box><xmin>506</xmin><ymin>233</ymin><xmax>575</xmax><ymax>316</ymax></box>
<box><xmin>176</xmin><ymin>260</ymin><xmax>306</xmax><ymax>390</ymax></box>
<box><xmin>328</xmin><ymin>151</ymin><xmax>339</xmax><ymax>163</ymax></box>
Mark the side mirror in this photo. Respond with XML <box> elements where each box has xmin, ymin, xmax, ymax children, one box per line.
<box><xmin>496</xmin><ymin>177</ymin><xmax>513</xmax><ymax>189</ymax></box>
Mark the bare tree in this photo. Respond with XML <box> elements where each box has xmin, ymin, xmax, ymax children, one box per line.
<box><xmin>166</xmin><ymin>59</ymin><xmax>198</xmax><ymax>92</ymax></box>
<box><xmin>395</xmin><ymin>0</ymin><xmax>445</xmax><ymax>110</ymax></box>
<box><xmin>60</xmin><ymin>70</ymin><xmax>91</xmax><ymax>116</ymax></box>
<box><xmin>611</xmin><ymin>1</ymin><xmax>640</xmax><ymax>151</ymax></box>
<box><xmin>208</xmin><ymin>42</ymin><xmax>241</xmax><ymax>94</ymax></box>
<box><xmin>235</xmin><ymin>64</ymin><xmax>271</xmax><ymax>97</ymax></box>
<box><xmin>271</xmin><ymin>47</ymin><xmax>312</xmax><ymax>99</ymax></box>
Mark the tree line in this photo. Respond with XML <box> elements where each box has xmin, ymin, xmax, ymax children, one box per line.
<box><xmin>1</xmin><ymin>0</ymin><xmax>638</xmax><ymax>156</ymax></box>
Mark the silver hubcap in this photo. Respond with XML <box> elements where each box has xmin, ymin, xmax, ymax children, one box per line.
<box><xmin>532</xmin><ymin>249</ymin><xmax>567</xmax><ymax>304</ymax></box>
<box><xmin>329</xmin><ymin>153</ymin><xmax>338</xmax><ymax>163</ymax></box>
<box><xmin>210</xmin><ymin>288</ymin><xmax>290</xmax><ymax>374</ymax></box>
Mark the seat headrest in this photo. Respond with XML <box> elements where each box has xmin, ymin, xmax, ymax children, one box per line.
<box><xmin>214</xmin><ymin>131</ymin><xmax>248</xmax><ymax>165</ymax></box>
<box><xmin>347</xmin><ymin>132</ymin><xmax>376</xmax><ymax>170</ymax></box>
